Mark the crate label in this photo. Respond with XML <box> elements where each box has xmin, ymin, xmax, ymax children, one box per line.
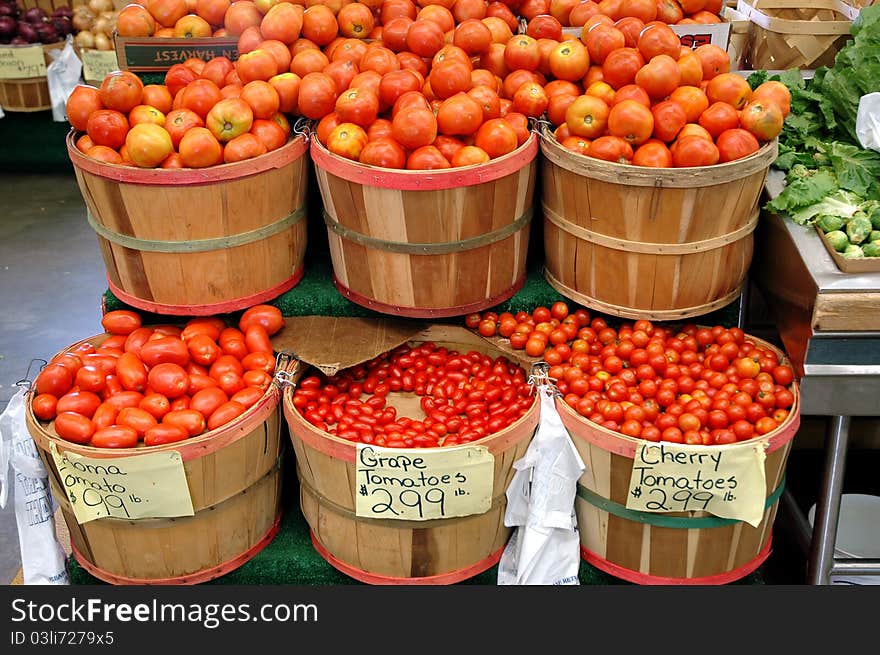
<box><xmin>625</xmin><ymin>440</ymin><xmax>767</xmax><ymax>527</ymax></box>
<box><xmin>0</xmin><ymin>46</ymin><xmax>46</xmax><ymax>80</ymax></box>
<box><xmin>115</xmin><ymin>37</ymin><xmax>239</xmax><ymax>72</ymax></box>
<box><xmin>355</xmin><ymin>444</ymin><xmax>494</xmax><ymax>521</ymax></box>
<box><xmin>81</xmin><ymin>49</ymin><xmax>119</xmax><ymax>83</ymax></box>
<box><xmin>50</xmin><ymin>442</ymin><xmax>194</xmax><ymax>524</ymax></box>
<box><xmin>561</xmin><ymin>22</ymin><xmax>730</xmax><ymax>49</ymax></box>
<box><xmin>671</xmin><ymin>22</ymin><xmax>731</xmax><ymax>50</ymax></box>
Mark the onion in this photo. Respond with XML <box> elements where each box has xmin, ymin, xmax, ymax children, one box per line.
<box><xmin>16</xmin><ymin>21</ymin><xmax>38</xmax><ymax>42</ymax></box>
<box><xmin>0</xmin><ymin>5</ymin><xmax>17</xmax><ymax>19</ymax></box>
<box><xmin>88</xmin><ymin>0</ymin><xmax>114</xmax><ymax>15</ymax></box>
<box><xmin>0</xmin><ymin>14</ymin><xmax>14</xmax><ymax>38</ymax></box>
<box><xmin>92</xmin><ymin>16</ymin><xmax>109</xmax><ymax>35</ymax></box>
<box><xmin>72</xmin><ymin>8</ymin><xmax>94</xmax><ymax>32</ymax></box>
<box><xmin>53</xmin><ymin>6</ymin><xmax>74</xmax><ymax>20</ymax></box>
<box><xmin>23</xmin><ymin>7</ymin><xmax>47</xmax><ymax>24</ymax></box>
<box><xmin>35</xmin><ymin>23</ymin><xmax>58</xmax><ymax>43</ymax></box>
<box><xmin>93</xmin><ymin>31</ymin><xmax>111</xmax><ymax>50</ymax></box>
<box><xmin>52</xmin><ymin>16</ymin><xmax>73</xmax><ymax>36</ymax></box>
<box><xmin>10</xmin><ymin>35</ymin><xmax>27</xmax><ymax>44</ymax></box>
<box><xmin>74</xmin><ymin>29</ymin><xmax>94</xmax><ymax>49</ymax></box>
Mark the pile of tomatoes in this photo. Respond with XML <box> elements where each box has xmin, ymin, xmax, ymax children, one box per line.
<box><xmin>66</xmin><ymin>0</ymin><xmax>783</xmax><ymax>170</ymax></box>
<box><xmin>465</xmin><ymin>303</ymin><xmax>797</xmax><ymax>446</ymax></box>
<box><xmin>292</xmin><ymin>342</ymin><xmax>535</xmax><ymax>448</ymax></box>
<box><xmin>31</xmin><ymin>305</ymin><xmax>285</xmax><ymax>448</ymax></box>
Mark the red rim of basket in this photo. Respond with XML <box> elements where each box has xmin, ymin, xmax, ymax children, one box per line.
<box><xmin>310</xmin><ymin>530</ymin><xmax>504</xmax><ymax>585</ymax></box>
<box><xmin>581</xmin><ymin>536</ymin><xmax>772</xmax><ymax>586</ymax></box>
<box><xmin>310</xmin><ymin>132</ymin><xmax>539</xmax><ymax>190</ymax></box>
<box><xmin>556</xmin><ymin>333</ymin><xmax>801</xmax><ymax>458</ymax></box>
<box><xmin>28</xmin><ymin>333</ymin><xmax>286</xmax><ymax>463</ymax></box>
<box><xmin>66</xmin><ymin>130</ymin><xmax>308</xmax><ymax>185</ymax></box>
<box><xmin>332</xmin><ymin>273</ymin><xmax>527</xmax><ymax>319</ymax></box>
<box><xmin>70</xmin><ymin>512</ymin><xmax>282</xmax><ymax>585</ymax></box>
<box><xmin>106</xmin><ymin>264</ymin><xmax>304</xmax><ymax>317</ymax></box>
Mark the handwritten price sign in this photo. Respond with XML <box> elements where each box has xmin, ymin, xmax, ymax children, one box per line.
<box><xmin>0</xmin><ymin>46</ymin><xmax>46</xmax><ymax>80</ymax></box>
<box><xmin>50</xmin><ymin>443</ymin><xmax>194</xmax><ymax>524</ymax></box>
<box><xmin>626</xmin><ymin>440</ymin><xmax>768</xmax><ymax>527</ymax></box>
<box><xmin>355</xmin><ymin>444</ymin><xmax>494</xmax><ymax>521</ymax></box>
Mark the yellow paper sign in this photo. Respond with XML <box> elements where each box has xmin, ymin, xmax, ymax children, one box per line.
<box><xmin>356</xmin><ymin>444</ymin><xmax>495</xmax><ymax>521</ymax></box>
<box><xmin>50</xmin><ymin>443</ymin><xmax>194</xmax><ymax>525</ymax></box>
<box><xmin>81</xmin><ymin>49</ymin><xmax>119</xmax><ymax>84</ymax></box>
<box><xmin>0</xmin><ymin>46</ymin><xmax>46</xmax><ymax>80</ymax></box>
<box><xmin>625</xmin><ymin>440</ymin><xmax>768</xmax><ymax>527</ymax></box>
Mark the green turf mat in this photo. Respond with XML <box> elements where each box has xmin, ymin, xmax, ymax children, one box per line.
<box><xmin>0</xmin><ymin>110</ymin><xmax>73</xmax><ymax>173</ymax></box>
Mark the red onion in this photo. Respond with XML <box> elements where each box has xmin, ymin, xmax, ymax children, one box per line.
<box><xmin>23</xmin><ymin>7</ymin><xmax>47</xmax><ymax>24</ymax></box>
<box><xmin>0</xmin><ymin>14</ymin><xmax>15</xmax><ymax>39</ymax></box>
<box><xmin>16</xmin><ymin>20</ymin><xmax>37</xmax><ymax>42</ymax></box>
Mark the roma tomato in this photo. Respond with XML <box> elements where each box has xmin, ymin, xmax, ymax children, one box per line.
<box><xmin>207</xmin><ymin>400</ymin><xmax>248</xmax><ymax>430</ymax></box>
<box><xmin>92</xmin><ymin>425</ymin><xmax>139</xmax><ymax>448</ymax></box>
<box><xmin>190</xmin><ymin>387</ymin><xmax>229</xmax><ymax>418</ymax></box>
<box><xmin>35</xmin><ymin>364</ymin><xmax>74</xmax><ymax>397</ymax></box>
<box><xmin>117</xmin><ymin>407</ymin><xmax>158</xmax><ymax>437</ymax></box>
<box><xmin>148</xmin><ymin>363</ymin><xmax>190</xmax><ymax>399</ymax></box>
<box><xmin>56</xmin><ymin>391</ymin><xmax>102</xmax><ymax>419</ymax></box>
<box><xmin>139</xmin><ymin>392</ymin><xmax>171</xmax><ymax>420</ymax></box>
<box><xmin>31</xmin><ymin>394</ymin><xmax>58</xmax><ymax>421</ymax></box>
<box><xmin>163</xmin><ymin>409</ymin><xmax>206</xmax><ymax>437</ymax></box>
<box><xmin>244</xmin><ymin>325</ymin><xmax>273</xmax><ymax>354</ymax></box>
<box><xmin>116</xmin><ymin>352</ymin><xmax>148</xmax><ymax>392</ymax></box>
<box><xmin>101</xmin><ymin>310</ymin><xmax>142</xmax><ymax>335</ymax></box>
<box><xmin>144</xmin><ymin>423</ymin><xmax>190</xmax><ymax>446</ymax></box>
<box><xmin>139</xmin><ymin>337</ymin><xmax>190</xmax><ymax>368</ymax></box>
<box><xmin>54</xmin><ymin>412</ymin><xmax>95</xmax><ymax>445</ymax></box>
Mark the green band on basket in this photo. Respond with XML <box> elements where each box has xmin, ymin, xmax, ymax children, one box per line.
<box><xmin>87</xmin><ymin>206</ymin><xmax>306</xmax><ymax>253</ymax></box>
<box><xmin>576</xmin><ymin>477</ymin><xmax>786</xmax><ymax>529</ymax></box>
<box><xmin>322</xmin><ymin>207</ymin><xmax>533</xmax><ymax>255</ymax></box>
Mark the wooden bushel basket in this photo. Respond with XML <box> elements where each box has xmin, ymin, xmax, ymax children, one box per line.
<box><xmin>565</xmin><ymin>335</ymin><xmax>800</xmax><ymax>584</ymax></box>
<box><xmin>282</xmin><ymin>325</ymin><xmax>539</xmax><ymax>584</ymax></box>
<box><xmin>736</xmin><ymin>0</ymin><xmax>858</xmax><ymax>70</ymax></box>
<box><xmin>541</xmin><ymin>126</ymin><xmax>777</xmax><ymax>321</ymax></box>
<box><xmin>310</xmin><ymin>135</ymin><xmax>537</xmax><ymax>318</ymax></box>
<box><xmin>26</xmin><ymin>333</ymin><xmax>286</xmax><ymax>585</ymax></box>
<box><xmin>67</xmin><ymin>132</ymin><xmax>309</xmax><ymax>316</ymax></box>
<box><xmin>0</xmin><ymin>41</ymin><xmax>65</xmax><ymax>112</ymax></box>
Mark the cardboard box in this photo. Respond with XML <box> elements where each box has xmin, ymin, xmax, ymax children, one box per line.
<box><xmin>113</xmin><ymin>35</ymin><xmax>239</xmax><ymax>73</ymax></box>
<box><xmin>815</xmin><ymin>226</ymin><xmax>880</xmax><ymax>273</ymax></box>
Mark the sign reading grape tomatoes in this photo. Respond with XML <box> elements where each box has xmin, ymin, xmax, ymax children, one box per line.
<box><xmin>355</xmin><ymin>443</ymin><xmax>495</xmax><ymax>521</ymax></box>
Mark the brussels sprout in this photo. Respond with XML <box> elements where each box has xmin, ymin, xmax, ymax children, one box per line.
<box><xmin>863</xmin><ymin>241</ymin><xmax>880</xmax><ymax>257</ymax></box>
<box><xmin>860</xmin><ymin>200</ymin><xmax>880</xmax><ymax>230</ymax></box>
<box><xmin>826</xmin><ymin>230</ymin><xmax>850</xmax><ymax>252</ymax></box>
<box><xmin>843</xmin><ymin>244</ymin><xmax>865</xmax><ymax>259</ymax></box>
<box><xmin>847</xmin><ymin>214</ymin><xmax>873</xmax><ymax>244</ymax></box>
<box><xmin>870</xmin><ymin>230</ymin><xmax>880</xmax><ymax>243</ymax></box>
<box><xmin>816</xmin><ymin>214</ymin><xmax>846</xmax><ymax>233</ymax></box>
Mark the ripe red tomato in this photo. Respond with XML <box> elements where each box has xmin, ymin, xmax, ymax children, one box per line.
<box><xmin>54</xmin><ymin>412</ymin><xmax>95</xmax><ymax>445</ymax></box>
<box><xmin>117</xmin><ymin>407</ymin><xmax>158</xmax><ymax>437</ymax></box>
<box><xmin>148</xmin><ymin>363</ymin><xmax>190</xmax><ymax>399</ymax></box>
<box><xmin>101</xmin><ymin>310</ymin><xmax>142</xmax><ymax>335</ymax></box>
<box><xmin>140</xmin><ymin>337</ymin><xmax>190</xmax><ymax>368</ymax></box>
<box><xmin>163</xmin><ymin>409</ymin><xmax>206</xmax><ymax>437</ymax></box>
<box><xmin>56</xmin><ymin>391</ymin><xmax>102</xmax><ymax>419</ymax></box>
<box><xmin>35</xmin><ymin>364</ymin><xmax>75</xmax><ymax>398</ymax></box>
<box><xmin>208</xmin><ymin>400</ymin><xmax>248</xmax><ymax>431</ymax></box>
<box><xmin>91</xmin><ymin>425</ymin><xmax>139</xmax><ymax>449</ymax></box>
<box><xmin>144</xmin><ymin>423</ymin><xmax>190</xmax><ymax>446</ymax></box>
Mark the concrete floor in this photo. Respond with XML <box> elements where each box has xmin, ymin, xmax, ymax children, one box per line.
<box><xmin>0</xmin><ymin>173</ymin><xmax>106</xmax><ymax>584</ymax></box>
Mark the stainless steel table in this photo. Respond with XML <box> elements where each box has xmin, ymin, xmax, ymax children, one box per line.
<box><xmin>752</xmin><ymin>177</ymin><xmax>880</xmax><ymax>584</ymax></box>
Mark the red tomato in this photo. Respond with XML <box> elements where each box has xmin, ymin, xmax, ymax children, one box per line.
<box><xmin>101</xmin><ymin>310</ymin><xmax>142</xmax><ymax>335</ymax></box>
<box><xmin>144</xmin><ymin>424</ymin><xmax>190</xmax><ymax>446</ymax></box>
<box><xmin>92</xmin><ymin>402</ymin><xmax>118</xmax><ymax>430</ymax></box>
<box><xmin>207</xmin><ymin>400</ymin><xmax>248</xmax><ymax>431</ymax></box>
<box><xmin>163</xmin><ymin>409</ymin><xmax>206</xmax><ymax>437</ymax></box>
<box><xmin>54</xmin><ymin>412</ymin><xmax>95</xmax><ymax>444</ymax></box>
<box><xmin>32</xmin><ymin>394</ymin><xmax>58</xmax><ymax>421</ymax></box>
<box><xmin>35</xmin><ymin>364</ymin><xmax>75</xmax><ymax>398</ymax></box>
<box><xmin>231</xmin><ymin>387</ymin><xmax>264</xmax><ymax>408</ymax></box>
<box><xmin>190</xmin><ymin>387</ymin><xmax>229</xmax><ymax>418</ymax></box>
<box><xmin>140</xmin><ymin>337</ymin><xmax>190</xmax><ymax>368</ymax></box>
<box><xmin>244</xmin><ymin>325</ymin><xmax>273</xmax><ymax>354</ymax></box>
<box><xmin>117</xmin><ymin>407</ymin><xmax>158</xmax><ymax>437</ymax></box>
<box><xmin>139</xmin><ymin>393</ymin><xmax>171</xmax><ymax>420</ymax></box>
<box><xmin>148</xmin><ymin>363</ymin><xmax>190</xmax><ymax>399</ymax></box>
<box><xmin>116</xmin><ymin>352</ymin><xmax>148</xmax><ymax>392</ymax></box>
<box><xmin>187</xmin><ymin>333</ymin><xmax>222</xmax><ymax>366</ymax></box>
<box><xmin>56</xmin><ymin>391</ymin><xmax>102</xmax><ymax>419</ymax></box>
<box><xmin>91</xmin><ymin>425</ymin><xmax>139</xmax><ymax>448</ymax></box>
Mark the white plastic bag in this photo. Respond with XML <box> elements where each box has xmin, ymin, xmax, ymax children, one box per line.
<box><xmin>498</xmin><ymin>376</ymin><xmax>585</xmax><ymax>585</ymax></box>
<box><xmin>0</xmin><ymin>387</ymin><xmax>69</xmax><ymax>585</ymax></box>
<box><xmin>856</xmin><ymin>92</ymin><xmax>880</xmax><ymax>153</ymax></box>
<box><xmin>47</xmin><ymin>34</ymin><xmax>83</xmax><ymax>123</ymax></box>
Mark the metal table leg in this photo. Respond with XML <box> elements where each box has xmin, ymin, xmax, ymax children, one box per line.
<box><xmin>807</xmin><ymin>415</ymin><xmax>851</xmax><ymax>585</ymax></box>
<box><xmin>736</xmin><ymin>276</ymin><xmax>750</xmax><ymax>330</ymax></box>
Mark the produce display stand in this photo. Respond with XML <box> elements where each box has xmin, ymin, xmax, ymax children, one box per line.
<box><xmin>752</xmin><ymin>171</ymin><xmax>880</xmax><ymax>584</ymax></box>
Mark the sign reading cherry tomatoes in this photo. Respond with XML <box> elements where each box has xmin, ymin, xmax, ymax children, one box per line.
<box><xmin>355</xmin><ymin>443</ymin><xmax>494</xmax><ymax>521</ymax></box>
<box><xmin>625</xmin><ymin>439</ymin><xmax>768</xmax><ymax>527</ymax></box>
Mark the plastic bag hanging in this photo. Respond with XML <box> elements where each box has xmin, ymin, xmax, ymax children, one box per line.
<box><xmin>0</xmin><ymin>387</ymin><xmax>69</xmax><ymax>585</ymax></box>
<box><xmin>47</xmin><ymin>34</ymin><xmax>82</xmax><ymax>122</ymax></box>
<box><xmin>856</xmin><ymin>92</ymin><xmax>880</xmax><ymax>153</ymax></box>
<box><xmin>498</xmin><ymin>364</ymin><xmax>585</xmax><ymax>585</ymax></box>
